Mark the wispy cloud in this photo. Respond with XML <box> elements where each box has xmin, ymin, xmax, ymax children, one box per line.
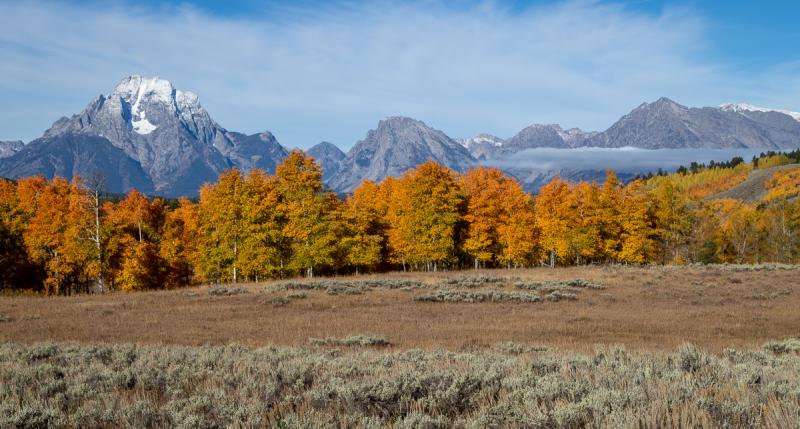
<box><xmin>0</xmin><ymin>1</ymin><xmax>793</xmax><ymax>147</ymax></box>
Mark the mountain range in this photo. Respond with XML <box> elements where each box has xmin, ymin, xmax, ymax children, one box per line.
<box><xmin>1</xmin><ymin>76</ymin><xmax>799</xmax><ymax>195</ymax></box>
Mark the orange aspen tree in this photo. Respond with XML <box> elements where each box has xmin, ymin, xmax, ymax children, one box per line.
<box><xmin>497</xmin><ymin>180</ymin><xmax>538</xmax><ymax>268</ymax></box>
<box><xmin>23</xmin><ymin>178</ymin><xmax>95</xmax><ymax>294</ymax></box>
<box><xmin>462</xmin><ymin>167</ymin><xmax>505</xmax><ymax>268</ymax></box>
<box><xmin>160</xmin><ymin>197</ymin><xmax>200</xmax><ymax>287</ymax></box>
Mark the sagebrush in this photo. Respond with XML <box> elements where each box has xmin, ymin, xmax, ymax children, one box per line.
<box><xmin>1</xmin><ymin>342</ymin><xmax>799</xmax><ymax>428</ymax></box>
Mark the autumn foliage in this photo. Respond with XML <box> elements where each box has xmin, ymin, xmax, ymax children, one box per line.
<box><xmin>1</xmin><ymin>152</ymin><xmax>799</xmax><ymax>293</ymax></box>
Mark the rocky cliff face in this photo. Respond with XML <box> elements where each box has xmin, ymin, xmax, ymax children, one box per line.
<box><xmin>329</xmin><ymin>117</ymin><xmax>475</xmax><ymax>192</ymax></box>
<box><xmin>224</xmin><ymin>131</ymin><xmax>289</xmax><ymax>174</ymax></box>
<box><xmin>0</xmin><ymin>140</ymin><xmax>23</xmax><ymax>159</ymax></box>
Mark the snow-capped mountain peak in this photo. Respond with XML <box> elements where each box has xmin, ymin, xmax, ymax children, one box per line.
<box><xmin>720</xmin><ymin>103</ymin><xmax>800</xmax><ymax>122</ymax></box>
<box><xmin>113</xmin><ymin>76</ymin><xmax>173</xmax><ymax>101</ymax></box>
<box><xmin>110</xmin><ymin>75</ymin><xmax>205</xmax><ymax>135</ymax></box>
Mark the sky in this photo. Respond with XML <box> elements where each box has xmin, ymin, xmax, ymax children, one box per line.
<box><xmin>0</xmin><ymin>0</ymin><xmax>799</xmax><ymax>149</ymax></box>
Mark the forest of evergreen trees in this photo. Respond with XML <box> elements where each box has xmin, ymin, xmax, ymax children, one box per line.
<box><xmin>1</xmin><ymin>151</ymin><xmax>799</xmax><ymax>294</ymax></box>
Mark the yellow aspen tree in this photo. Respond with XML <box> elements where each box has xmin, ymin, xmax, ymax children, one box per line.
<box><xmin>618</xmin><ymin>180</ymin><xmax>656</xmax><ymax>264</ymax></box>
<box><xmin>342</xmin><ymin>180</ymin><xmax>385</xmax><ymax>273</ymax></box>
<box><xmin>598</xmin><ymin>170</ymin><xmax>623</xmax><ymax>262</ymax></box>
<box><xmin>566</xmin><ymin>181</ymin><xmax>602</xmax><ymax>265</ymax></box>
<box><xmin>650</xmin><ymin>181</ymin><xmax>692</xmax><ymax>264</ymax></box>
<box><xmin>238</xmin><ymin>169</ymin><xmax>282</xmax><ymax>281</ymax></box>
<box><xmin>535</xmin><ymin>177</ymin><xmax>572</xmax><ymax>266</ymax></box>
<box><xmin>276</xmin><ymin>151</ymin><xmax>338</xmax><ymax>277</ymax></box>
<box><xmin>712</xmin><ymin>199</ymin><xmax>759</xmax><ymax>263</ymax></box>
<box><xmin>198</xmin><ymin>168</ymin><xmax>244</xmax><ymax>283</ymax></box>
<box><xmin>104</xmin><ymin>190</ymin><xmax>168</xmax><ymax>291</ymax></box>
<box><xmin>385</xmin><ymin>162</ymin><xmax>465</xmax><ymax>271</ymax></box>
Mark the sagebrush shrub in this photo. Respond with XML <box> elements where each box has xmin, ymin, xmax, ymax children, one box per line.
<box><xmin>1</xmin><ymin>341</ymin><xmax>798</xmax><ymax>427</ymax></box>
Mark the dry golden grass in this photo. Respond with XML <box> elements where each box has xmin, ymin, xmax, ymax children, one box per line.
<box><xmin>1</xmin><ymin>265</ymin><xmax>799</xmax><ymax>352</ymax></box>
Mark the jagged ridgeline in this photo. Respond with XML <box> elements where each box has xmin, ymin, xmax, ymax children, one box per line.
<box><xmin>2</xmin><ymin>76</ymin><xmax>800</xmax><ymax>196</ymax></box>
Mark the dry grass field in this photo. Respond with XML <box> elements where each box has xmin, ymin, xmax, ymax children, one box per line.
<box><xmin>1</xmin><ymin>264</ymin><xmax>799</xmax><ymax>352</ymax></box>
<box><xmin>3</xmin><ymin>265</ymin><xmax>800</xmax><ymax>427</ymax></box>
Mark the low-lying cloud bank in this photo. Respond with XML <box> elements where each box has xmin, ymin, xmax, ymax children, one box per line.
<box><xmin>482</xmin><ymin>147</ymin><xmax>767</xmax><ymax>174</ymax></box>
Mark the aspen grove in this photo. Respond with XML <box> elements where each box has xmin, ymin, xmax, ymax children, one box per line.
<box><xmin>1</xmin><ymin>151</ymin><xmax>799</xmax><ymax>294</ymax></box>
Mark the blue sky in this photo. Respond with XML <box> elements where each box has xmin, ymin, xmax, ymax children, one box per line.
<box><xmin>0</xmin><ymin>0</ymin><xmax>798</xmax><ymax>149</ymax></box>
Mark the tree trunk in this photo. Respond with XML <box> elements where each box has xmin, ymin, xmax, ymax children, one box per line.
<box><xmin>93</xmin><ymin>189</ymin><xmax>104</xmax><ymax>294</ymax></box>
<box><xmin>232</xmin><ymin>238</ymin><xmax>238</xmax><ymax>283</ymax></box>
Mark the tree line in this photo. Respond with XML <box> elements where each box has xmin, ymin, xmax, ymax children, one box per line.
<box><xmin>1</xmin><ymin>151</ymin><xmax>799</xmax><ymax>294</ymax></box>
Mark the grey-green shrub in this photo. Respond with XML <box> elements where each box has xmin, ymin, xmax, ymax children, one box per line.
<box><xmin>309</xmin><ymin>335</ymin><xmax>390</xmax><ymax>347</ymax></box>
<box><xmin>207</xmin><ymin>286</ymin><xmax>248</xmax><ymax>296</ymax></box>
<box><xmin>514</xmin><ymin>279</ymin><xmax>604</xmax><ymax>291</ymax></box>
<box><xmin>413</xmin><ymin>290</ymin><xmax>541</xmax><ymax>303</ymax></box>
<box><xmin>764</xmin><ymin>338</ymin><xmax>800</xmax><ymax>354</ymax></box>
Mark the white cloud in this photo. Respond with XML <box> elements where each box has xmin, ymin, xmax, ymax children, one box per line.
<box><xmin>483</xmin><ymin>147</ymin><xmax>766</xmax><ymax>173</ymax></box>
<box><xmin>0</xmin><ymin>1</ymin><xmax>793</xmax><ymax>148</ymax></box>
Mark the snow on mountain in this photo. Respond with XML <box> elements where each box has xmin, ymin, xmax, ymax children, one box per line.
<box><xmin>0</xmin><ymin>140</ymin><xmax>24</xmax><ymax>158</ymax></box>
<box><xmin>720</xmin><ymin>103</ymin><xmax>800</xmax><ymax>122</ymax></box>
<box><xmin>461</xmin><ymin>134</ymin><xmax>505</xmax><ymax>148</ymax></box>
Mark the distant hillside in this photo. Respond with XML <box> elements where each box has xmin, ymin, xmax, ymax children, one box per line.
<box><xmin>711</xmin><ymin>164</ymin><xmax>800</xmax><ymax>203</ymax></box>
<box><xmin>643</xmin><ymin>151</ymin><xmax>800</xmax><ymax>203</ymax></box>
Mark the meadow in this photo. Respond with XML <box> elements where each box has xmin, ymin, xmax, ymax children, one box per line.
<box><xmin>1</xmin><ymin>265</ymin><xmax>799</xmax><ymax>351</ymax></box>
<box><xmin>2</xmin><ymin>265</ymin><xmax>800</xmax><ymax>427</ymax></box>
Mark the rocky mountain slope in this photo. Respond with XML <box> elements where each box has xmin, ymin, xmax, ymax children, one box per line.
<box><xmin>0</xmin><ymin>76</ymin><xmax>288</xmax><ymax>196</ymax></box>
<box><xmin>328</xmin><ymin>117</ymin><xmax>475</xmax><ymax>192</ymax></box>
<box><xmin>0</xmin><ymin>134</ymin><xmax>154</xmax><ymax>192</ymax></box>
<box><xmin>306</xmin><ymin>141</ymin><xmax>346</xmax><ymax>182</ymax></box>
<box><xmin>458</xmin><ymin>134</ymin><xmax>505</xmax><ymax>160</ymax></box>
<box><xmin>584</xmin><ymin>98</ymin><xmax>800</xmax><ymax>149</ymax></box>
<box><xmin>459</xmin><ymin>98</ymin><xmax>800</xmax><ymax>161</ymax></box>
